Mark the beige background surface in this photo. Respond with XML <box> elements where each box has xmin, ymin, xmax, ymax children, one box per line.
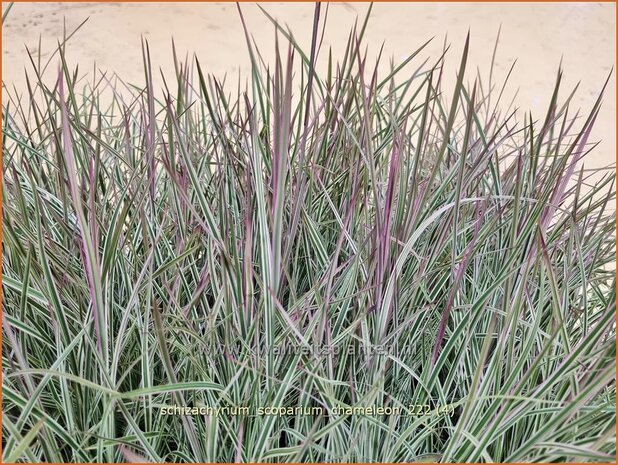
<box><xmin>2</xmin><ymin>2</ymin><xmax>616</xmax><ymax>170</ymax></box>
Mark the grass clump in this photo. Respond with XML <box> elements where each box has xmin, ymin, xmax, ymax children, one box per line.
<box><xmin>2</xmin><ymin>5</ymin><xmax>616</xmax><ymax>463</ymax></box>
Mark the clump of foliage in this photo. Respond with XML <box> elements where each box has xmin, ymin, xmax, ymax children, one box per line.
<box><xmin>2</xmin><ymin>5</ymin><xmax>615</xmax><ymax>462</ymax></box>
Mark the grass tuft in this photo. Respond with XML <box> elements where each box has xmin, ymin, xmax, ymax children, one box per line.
<box><xmin>2</xmin><ymin>7</ymin><xmax>615</xmax><ymax>462</ymax></box>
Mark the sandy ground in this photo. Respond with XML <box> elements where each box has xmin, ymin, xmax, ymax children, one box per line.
<box><xmin>2</xmin><ymin>2</ymin><xmax>616</xmax><ymax>172</ymax></box>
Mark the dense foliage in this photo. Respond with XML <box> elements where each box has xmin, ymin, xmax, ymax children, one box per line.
<box><xmin>2</xmin><ymin>6</ymin><xmax>615</xmax><ymax>462</ymax></box>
